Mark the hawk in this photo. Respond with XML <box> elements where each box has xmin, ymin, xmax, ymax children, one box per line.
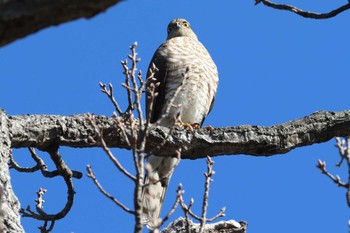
<box><xmin>142</xmin><ymin>18</ymin><xmax>218</xmax><ymax>228</ymax></box>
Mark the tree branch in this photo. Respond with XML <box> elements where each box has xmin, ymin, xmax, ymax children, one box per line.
<box><xmin>0</xmin><ymin>0</ymin><xmax>122</xmax><ymax>47</ymax></box>
<box><xmin>255</xmin><ymin>0</ymin><xmax>350</xmax><ymax>19</ymax></box>
<box><xmin>6</xmin><ymin>110</ymin><xmax>350</xmax><ymax>159</ymax></box>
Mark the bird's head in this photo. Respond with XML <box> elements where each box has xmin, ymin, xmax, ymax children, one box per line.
<box><xmin>166</xmin><ymin>18</ymin><xmax>198</xmax><ymax>40</ymax></box>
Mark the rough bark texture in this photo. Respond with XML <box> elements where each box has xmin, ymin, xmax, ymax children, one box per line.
<box><xmin>0</xmin><ymin>0</ymin><xmax>122</xmax><ymax>47</ymax></box>
<box><xmin>3</xmin><ymin>109</ymin><xmax>350</xmax><ymax>231</ymax></box>
<box><xmin>161</xmin><ymin>217</ymin><xmax>247</xmax><ymax>233</ymax></box>
<box><xmin>7</xmin><ymin>110</ymin><xmax>350</xmax><ymax>159</ymax></box>
<box><xmin>0</xmin><ymin>110</ymin><xmax>24</xmax><ymax>233</ymax></box>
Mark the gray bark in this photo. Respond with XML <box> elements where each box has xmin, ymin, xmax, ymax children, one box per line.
<box><xmin>0</xmin><ymin>0</ymin><xmax>122</xmax><ymax>47</ymax></box>
<box><xmin>0</xmin><ymin>110</ymin><xmax>24</xmax><ymax>233</ymax></box>
<box><xmin>161</xmin><ymin>217</ymin><xmax>247</xmax><ymax>233</ymax></box>
<box><xmin>7</xmin><ymin>110</ymin><xmax>350</xmax><ymax>158</ymax></box>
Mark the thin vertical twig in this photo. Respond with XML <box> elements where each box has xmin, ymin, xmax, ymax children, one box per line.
<box><xmin>199</xmin><ymin>157</ymin><xmax>214</xmax><ymax>232</ymax></box>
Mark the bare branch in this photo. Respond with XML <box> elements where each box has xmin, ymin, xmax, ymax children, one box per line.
<box><xmin>316</xmin><ymin>159</ymin><xmax>347</xmax><ymax>188</ymax></box>
<box><xmin>86</xmin><ymin>165</ymin><xmax>135</xmax><ymax>214</ymax></box>
<box><xmin>19</xmin><ymin>146</ymin><xmax>79</xmax><ymax>229</ymax></box>
<box><xmin>175</xmin><ymin>157</ymin><xmax>225</xmax><ymax>233</ymax></box>
<box><xmin>256</xmin><ymin>0</ymin><xmax>350</xmax><ymax>19</ymax></box>
<box><xmin>199</xmin><ymin>157</ymin><xmax>225</xmax><ymax>230</ymax></box>
<box><xmin>199</xmin><ymin>157</ymin><xmax>213</xmax><ymax>232</ymax></box>
<box><xmin>176</xmin><ymin>184</ymin><xmax>201</xmax><ymax>222</ymax></box>
<box><xmin>88</xmin><ymin>114</ymin><xmax>136</xmax><ymax>181</ymax></box>
<box><xmin>318</xmin><ymin>136</ymin><xmax>350</xmax><ymax>218</ymax></box>
<box><xmin>206</xmin><ymin>207</ymin><xmax>226</xmax><ymax>222</ymax></box>
<box><xmin>91</xmin><ymin>44</ymin><xmax>149</xmax><ymax>233</ymax></box>
<box><xmin>9</xmin><ymin>148</ymin><xmax>43</xmax><ymax>173</ymax></box>
<box><xmin>99</xmin><ymin>82</ymin><xmax>123</xmax><ymax>116</ymax></box>
<box><xmin>121</xmin><ymin>59</ymin><xmax>134</xmax><ymax>112</ymax></box>
<box><xmin>335</xmin><ymin>137</ymin><xmax>346</xmax><ymax>167</ymax></box>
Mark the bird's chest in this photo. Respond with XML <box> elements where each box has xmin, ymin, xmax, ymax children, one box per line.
<box><xmin>161</xmin><ymin>65</ymin><xmax>211</xmax><ymax>124</ymax></box>
<box><xmin>156</xmin><ymin>38</ymin><xmax>217</xmax><ymax>125</ymax></box>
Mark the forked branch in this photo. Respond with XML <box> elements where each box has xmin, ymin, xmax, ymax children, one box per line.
<box><xmin>174</xmin><ymin>157</ymin><xmax>225</xmax><ymax>233</ymax></box>
<box><xmin>317</xmin><ymin>137</ymin><xmax>350</xmax><ymax>207</ymax></box>
<box><xmin>14</xmin><ymin>146</ymin><xmax>81</xmax><ymax>232</ymax></box>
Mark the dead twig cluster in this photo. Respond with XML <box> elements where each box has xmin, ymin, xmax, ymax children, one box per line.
<box><xmin>88</xmin><ymin>42</ymin><xmax>161</xmax><ymax>233</ymax></box>
<box><xmin>255</xmin><ymin>0</ymin><xmax>350</xmax><ymax>19</ymax></box>
<box><xmin>317</xmin><ymin>137</ymin><xmax>350</xmax><ymax>205</ymax></box>
<box><xmin>9</xmin><ymin>147</ymin><xmax>82</xmax><ymax>232</ymax></box>
<box><xmin>89</xmin><ymin>43</ymin><xmax>227</xmax><ymax>233</ymax></box>
<box><xmin>90</xmin><ymin>42</ymin><xmax>196</xmax><ymax>233</ymax></box>
<box><xmin>174</xmin><ymin>157</ymin><xmax>225</xmax><ymax>233</ymax></box>
<box><xmin>317</xmin><ymin>137</ymin><xmax>350</xmax><ymax>229</ymax></box>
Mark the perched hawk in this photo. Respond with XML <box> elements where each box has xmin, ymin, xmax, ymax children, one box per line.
<box><xmin>142</xmin><ymin>18</ymin><xmax>219</xmax><ymax>228</ymax></box>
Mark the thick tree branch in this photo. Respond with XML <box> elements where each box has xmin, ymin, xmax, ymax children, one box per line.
<box><xmin>5</xmin><ymin>110</ymin><xmax>350</xmax><ymax>159</ymax></box>
<box><xmin>0</xmin><ymin>0</ymin><xmax>122</xmax><ymax>47</ymax></box>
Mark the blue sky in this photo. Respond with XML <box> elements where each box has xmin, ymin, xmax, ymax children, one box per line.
<box><xmin>1</xmin><ymin>0</ymin><xmax>350</xmax><ymax>232</ymax></box>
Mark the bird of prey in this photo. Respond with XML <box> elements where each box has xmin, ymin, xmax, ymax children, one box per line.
<box><xmin>142</xmin><ymin>18</ymin><xmax>218</xmax><ymax>228</ymax></box>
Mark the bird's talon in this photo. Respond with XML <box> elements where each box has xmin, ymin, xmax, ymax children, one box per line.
<box><xmin>203</xmin><ymin>125</ymin><xmax>214</xmax><ymax>131</ymax></box>
<box><xmin>175</xmin><ymin>120</ymin><xmax>195</xmax><ymax>133</ymax></box>
<box><xmin>190</xmin><ymin>123</ymin><xmax>201</xmax><ymax>129</ymax></box>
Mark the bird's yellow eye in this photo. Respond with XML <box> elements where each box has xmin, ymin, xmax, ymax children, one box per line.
<box><xmin>183</xmin><ymin>21</ymin><xmax>189</xmax><ymax>27</ymax></box>
<box><xmin>167</xmin><ymin>25</ymin><xmax>172</xmax><ymax>33</ymax></box>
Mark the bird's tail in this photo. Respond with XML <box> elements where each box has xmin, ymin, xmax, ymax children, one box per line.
<box><xmin>141</xmin><ymin>156</ymin><xmax>178</xmax><ymax>229</ymax></box>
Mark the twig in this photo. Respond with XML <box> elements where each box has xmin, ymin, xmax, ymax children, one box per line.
<box><xmin>316</xmin><ymin>159</ymin><xmax>347</xmax><ymax>188</ymax></box>
<box><xmin>99</xmin><ymin>82</ymin><xmax>123</xmax><ymax>116</ymax></box>
<box><xmin>127</xmin><ymin>42</ymin><xmax>144</xmax><ymax>233</ymax></box>
<box><xmin>9</xmin><ymin>148</ymin><xmax>42</xmax><ymax>172</ymax></box>
<box><xmin>255</xmin><ymin>0</ymin><xmax>350</xmax><ymax>19</ymax></box>
<box><xmin>175</xmin><ymin>157</ymin><xmax>225</xmax><ymax>233</ymax></box>
<box><xmin>199</xmin><ymin>157</ymin><xmax>213</xmax><ymax>231</ymax></box>
<box><xmin>90</xmin><ymin>43</ymin><xmax>150</xmax><ymax>233</ymax></box>
<box><xmin>318</xmin><ymin>137</ymin><xmax>350</xmax><ymax>228</ymax></box>
<box><xmin>35</xmin><ymin>188</ymin><xmax>47</xmax><ymax>211</ymax></box>
<box><xmin>335</xmin><ymin>137</ymin><xmax>346</xmax><ymax>167</ymax></box>
<box><xmin>88</xmin><ymin>114</ymin><xmax>136</xmax><ymax>181</ymax></box>
<box><xmin>86</xmin><ymin>165</ymin><xmax>135</xmax><ymax>214</ymax></box>
<box><xmin>199</xmin><ymin>157</ymin><xmax>218</xmax><ymax>231</ymax></box>
<box><xmin>121</xmin><ymin>59</ymin><xmax>134</xmax><ymax>111</ymax></box>
<box><xmin>206</xmin><ymin>207</ymin><xmax>226</xmax><ymax>222</ymax></box>
<box><xmin>343</xmin><ymin>137</ymin><xmax>350</xmax><ymax>207</ymax></box>
<box><xmin>129</xmin><ymin>42</ymin><xmax>142</xmax><ymax>121</ymax></box>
